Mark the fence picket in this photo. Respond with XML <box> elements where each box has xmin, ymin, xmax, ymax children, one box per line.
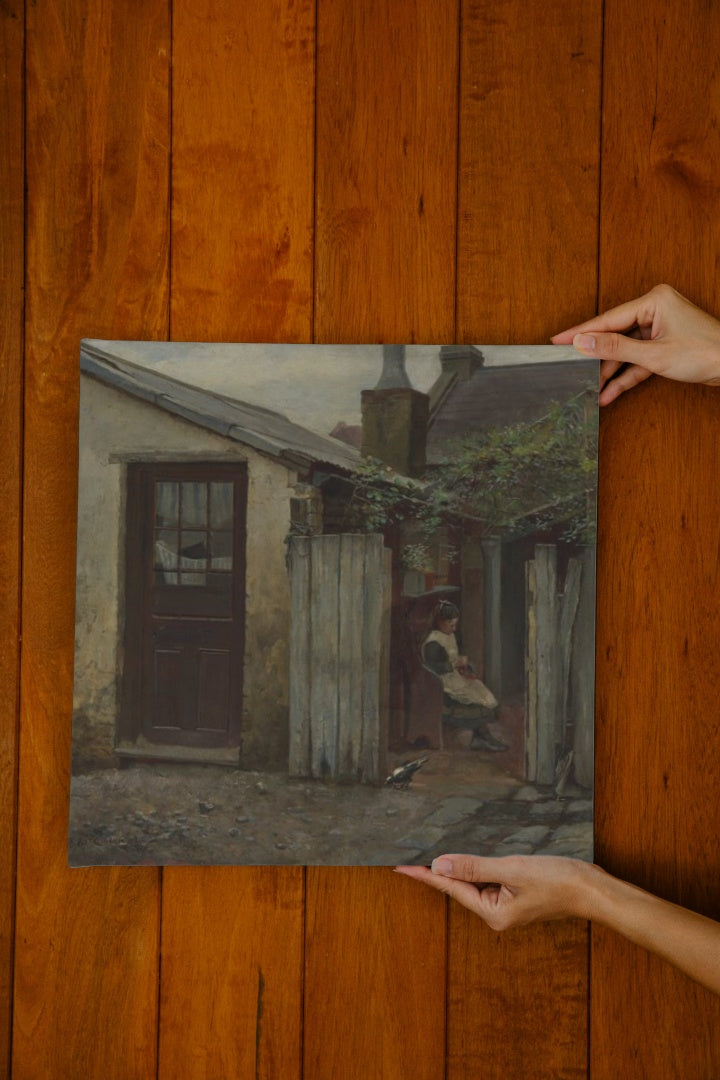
<box><xmin>309</xmin><ymin>535</ymin><xmax>341</xmax><ymax>778</ymax></box>
<box><xmin>288</xmin><ymin>536</ymin><xmax>312</xmax><ymax>776</ymax></box>
<box><xmin>558</xmin><ymin>556</ymin><xmax>583</xmax><ymax>749</ymax></box>
<box><xmin>534</xmin><ymin>545</ymin><xmax>559</xmax><ymax>784</ymax></box>
<box><xmin>337</xmin><ymin>536</ymin><xmax>364</xmax><ymax>779</ymax></box>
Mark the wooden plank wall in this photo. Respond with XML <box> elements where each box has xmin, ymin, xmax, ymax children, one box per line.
<box><xmin>288</xmin><ymin>533</ymin><xmax>387</xmax><ymax>784</ymax></box>
<box><xmin>2</xmin><ymin>1</ymin><xmax>720</xmax><ymax>1076</ymax></box>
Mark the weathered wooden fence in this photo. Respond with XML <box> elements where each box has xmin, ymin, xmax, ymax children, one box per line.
<box><xmin>287</xmin><ymin>533</ymin><xmax>392</xmax><ymax>785</ymax></box>
<box><xmin>525</xmin><ymin>544</ymin><xmax>595</xmax><ymax>787</ymax></box>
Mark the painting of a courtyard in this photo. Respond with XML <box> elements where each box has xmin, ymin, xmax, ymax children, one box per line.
<box><xmin>69</xmin><ymin>341</ymin><xmax>597</xmax><ymax>866</ymax></box>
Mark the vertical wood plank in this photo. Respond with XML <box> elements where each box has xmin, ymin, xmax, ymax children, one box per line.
<box><xmin>594</xmin><ymin>3</ymin><xmax>720</xmax><ymax>1072</ymax></box>
<box><xmin>159</xmin><ymin>2</ymin><xmax>312</xmax><ymax>1075</ymax></box>
<box><xmin>599</xmin><ymin>3</ymin><xmax>720</xmax><ymax>312</ymax></box>
<box><xmin>0</xmin><ymin>1</ymin><xmax>24</xmax><ymax>1072</ymax></box>
<box><xmin>457</xmin><ymin>0</ymin><xmax>603</xmax><ymax>343</ymax></box>
<box><xmin>449</xmin><ymin>2</ymin><xmax>601</xmax><ymax>1075</ymax></box>
<box><xmin>448</xmin><ymin>921</ymin><xmax>588</xmax><ymax>1080</ymax></box>
<box><xmin>558</xmin><ymin>557</ymin><xmax>582</xmax><ymax>748</ymax></box>
<box><xmin>171</xmin><ymin>0</ymin><xmax>315</xmax><ymax>343</ymax></box>
<box><xmin>310</xmin><ymin>535</ymin><xmax>341</xmax><ymax>778</ymax></box>
<box><xmin>570</xmin><ymin>549</ymin><xmax>594</xmax><ymax>790</ymax></box>
<box><xmin>359</xmin><ymin>534</ymin><xmax>384</xmax><ymax>784</ymax></box>
<box><xmin>337</xmin><ymin>535</ymin><xmax>364</xmax><ymax>778</ymax></box>
<box><xmin>304</xmin><ymin>868</ymin><xmax>448</xmax><ymax>1078</ymax></box>
<box><xmin>160</xmin><ymin>869</ymin><xmax>304</xmax><ymax>1080</ymax></box>
<box><xmin>482</xmin><ymin>537</ymin><xmax>503</xmax><ymax>695</ymax></box>
<box><xmin>306</xmin><ymin>1</ymin><xmax>458</xmax><ymax>1075</ymax></box>
<box><xmin>594</xmin><ymin>384</ymin><xmax>720</xmax><ymax>1072</ymax></box>
<box><xmin>379</xmin><ymin>545</ymin><xmax>393</xmax><ymax>780</ymax></box>
<box><xmin>534</xmin><ymin>544</ymin><xmax>559</xmax><ymax>785</ymax></box>
<box><xmin>16</xmin><ymin>0</ymin><xmax>170</xmax><ymax>1075</ymax></box>
<box><xmin>314</xmin><ymin>0</ymin><xmax>459</xmax><ymax>345</ymax></box>
<box><xmin>288</xmin><ymin>536</ymin><xmax>312</xmax><ymax>777</ymax></box>
<box><xmin>524</xmin><ymin>559</ymin><xmax>538</xmax><ymax>783</ymax></box>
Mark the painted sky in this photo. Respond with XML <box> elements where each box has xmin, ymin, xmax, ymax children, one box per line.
<box><xmin>81</xmin><ymin>341</ymin><xmax>581</xmax><ymax>435</ymax></box>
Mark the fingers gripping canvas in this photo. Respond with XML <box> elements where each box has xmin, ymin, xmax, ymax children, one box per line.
<box><xmin>69</xmin><ymin>342</ymin><xmax>598</xmax><ymax>866</ymax></box>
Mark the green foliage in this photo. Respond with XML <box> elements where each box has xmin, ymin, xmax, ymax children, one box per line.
<box><xmin>435</xmin><ymin>391</ymin><xmax>598</xmax><ymax>544</ymax></box>
<box><xmin>339</xmin><ymin>390</ymin><xmax>598</xmax><ymax>548</ymax></box>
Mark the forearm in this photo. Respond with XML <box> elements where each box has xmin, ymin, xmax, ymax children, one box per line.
<box><xmin>581</xmin><ymin>865</ymin><xmax>720</xmax><ymax>995</ymax></box>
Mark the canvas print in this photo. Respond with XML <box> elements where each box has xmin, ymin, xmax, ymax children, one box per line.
<box><xmin>69</xmin><ymin>341</ymin><xmax>597</xmax><ymax>866</ymax></box>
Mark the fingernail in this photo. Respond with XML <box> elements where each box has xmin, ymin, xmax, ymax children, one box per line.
<box><xmin>573</xmin><ymin>333</ymin><xmax>596</xmax><ymax>352</ymax></box>
<box><xmin>431</xmin><ymin>857</ymin><xmax>453</xmax><ymax>875</ymax></box>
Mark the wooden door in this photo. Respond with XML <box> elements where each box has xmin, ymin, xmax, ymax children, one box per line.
<box><xmin>122</xmin><ymin>462</ymin><xmax>247</xmax><ymax>749</ymax></box>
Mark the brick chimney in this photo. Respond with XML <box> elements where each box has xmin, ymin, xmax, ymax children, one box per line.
<box><xmin>361</xmin><ymin>346</ymin><xmax>429</xmax><ymax>477</ymax></box>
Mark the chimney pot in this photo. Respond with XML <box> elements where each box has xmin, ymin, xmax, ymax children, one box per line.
<box><xmin>375</xmin><ymin>345</ymin><xmax>412</xmax><ymax>389</ymax></box>
<box><xmin>439</xmin><ymin>344</ymin><xmax>484</xmax><ymax>381</ymax></box>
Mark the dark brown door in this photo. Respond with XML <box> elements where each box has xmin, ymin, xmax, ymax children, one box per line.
<box><xmin>122</xmin><ymin>462</ymin><xmax>247</xmax><ymax>748</ymax></box>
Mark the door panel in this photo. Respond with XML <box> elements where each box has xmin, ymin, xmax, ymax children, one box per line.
<box><xmin>197</xmin><ymin>650</ymin><xmax>231</xmax><ymax>732</ymax></box>
<box><xmin>153</xmin><ymin>649</ymin><xmax>184</xmax><ymax>730</ymax></box>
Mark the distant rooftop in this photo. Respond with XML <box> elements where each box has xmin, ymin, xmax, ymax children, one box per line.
<box><xmin>426</xmin><ymin>359</ymin><xmax>597</xmax><ymax>463</ymax></box>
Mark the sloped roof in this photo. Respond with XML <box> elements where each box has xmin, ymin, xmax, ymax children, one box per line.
<box><xmin>426</xmin><ymin>359</ymin><xmax>597</xmax><ymax>463</ymax></box>
<box><xmin>80</xmin><ymin>343</ymin><xmax>361</xmax><ymax>473</ymax></box>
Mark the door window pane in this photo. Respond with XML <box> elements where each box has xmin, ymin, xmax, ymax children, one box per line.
<box><xmin>181</xmin><ymin>482</ymin><xmax>208</xmax><ymax>527</ymax></box>
<box><xmin>155</xmin><ymin>482</ymin><xmax>179</xmax><ymax>527</ymax></box>
<box><xmin>154</xmin><ymin>529</ymin><xmax>180</xmax><ymax>583</ymax></box>
<box><xmin>210</xmin><ymin>482</ymin><xmax>233</xmax><ymax>528</ymax></box>
<box><xmin>210</xmin><ymin>530</ymin><xmax>233</xmax><ymax>567</ymax></box>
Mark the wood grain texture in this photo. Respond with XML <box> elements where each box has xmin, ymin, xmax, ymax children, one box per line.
<box><xmin>315</xmin><ymin>0</ymin><xmax>459</xmax><ymax>344</ymax></box>
<box><xmin>448</xmin><ymin>918</ymin><xmax>588</xmax><ymax>1080</ymax></box>
<box><xmin>304</xmin><ymin>868</ymin><xmax>448</xmax><ymax>1080</ymax></box>
<box><xmin>171</xmin><ymin>0</ymin><xmax>316</xmax><ymax>342</ymax></box>
<box><xmin>7</xmin><ymin>0</ymin><xmax>720</xmax><ymax>1074</ymax></box>
<box><xmin>15</xmin><ymin>0</ymin><xmax>170</xmax><ymax>1075</ymax></box>
<box><xmin>160</xmin><ymin>2</ymin><xmax>313</xmax><ymax>1074</ymax></box>
<box><xmin>0</xmin><ymin>1</ymin><xmax>24</xmax><ymax>1073</ymax></box>
<box><xmin>599</xmin><ymin>2</ymin><xmax>720</xmax><ymax>312</ymax></box>
<box><xmin>456</xmin><ymin>0</ymin><xmax>603</xmax><ymax>342</ymax></box>
<box><xmin>593</xmin><ymin>3</ymin><xmax>720</xmax><ymax>1071</ymax></box>
<box><xmin>447</xmin><ymin>3</ymin><xmax>600</xmax><ymax>1075</ymax></box>
<box><xmin>593</xmin><ymin>383</ymin><xmax>720</xmax><ymax>1073</ymax></box>
<box><xmin>307</xmin><ymin>3</ymin><xmax>458</xmax><ymax>1075</ymax></box>
<box><xmin>159</xmin><ymin>869</ymin><xmax>303</xmax><ymax>1080</ymax></box>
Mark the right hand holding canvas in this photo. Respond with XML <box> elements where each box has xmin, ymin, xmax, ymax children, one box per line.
<box><xmin>551</xmin><ymin>284</ymin><xmax>720</xmax><ymax>406</ymax></box>
<box><xmin>395</xmin><ymin>854</ymin><xmax>594</xmax><ymax>928</ymax></box>
<box><xmin>396</xmin><ymin>853</ymin><xmax>720</xmax><ymax>996</ymax></box>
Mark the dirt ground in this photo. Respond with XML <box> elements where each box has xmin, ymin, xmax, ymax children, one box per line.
<box><xmin>68</xmin><ymin>739</ymin><xmax>592</xmax><ymax>867</ymax></box>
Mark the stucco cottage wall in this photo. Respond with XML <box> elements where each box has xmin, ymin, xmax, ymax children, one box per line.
<box><xmin>73</xmin><ymin>375</ymin><xmax>295</xmax><ymax>771</ymax></box>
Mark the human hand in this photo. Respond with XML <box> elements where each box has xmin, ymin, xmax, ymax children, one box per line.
<box><xmin>395</xmin><ymin>854</ymin><xmax>601</xmax><ymax>930</ymax></box>
<box><xmin>397</xmin><ymin>854</ymin><xmax>720</xmax><ymax>995</ymax></box>
<box><xmin>551</xmin><ymin>284</ymin><xmax>720</xmax><ymax>405</ymax></box>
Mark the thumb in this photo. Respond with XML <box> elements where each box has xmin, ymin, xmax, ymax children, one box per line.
<box><xmin>573</xmin><ymin>331</ymin><xmax>665</xmax><ymax>373</ymax></box>
<box><xmin>431</xmin><ymin>854</ymin><xmax>508</xmax><ymax>883</ymax></box>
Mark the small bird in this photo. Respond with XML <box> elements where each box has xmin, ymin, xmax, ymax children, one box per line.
<box><xmin>384</xmin><ymin>756</ymin><xmax>429</xmax><ymax>789</ymax></box>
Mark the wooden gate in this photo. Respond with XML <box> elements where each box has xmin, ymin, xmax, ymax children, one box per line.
<box><xmin>525</xmin><ymin>544</ymin><xmax>596</xmax><ymax>787</ymax></box>
<box><xmin>287</xmin><ymin>533</ymin><xmax>392</xmax><ymax>785</ymax></box>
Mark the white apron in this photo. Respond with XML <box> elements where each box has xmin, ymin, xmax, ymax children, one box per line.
<box><xmin>424</xmin><ymin>629</ymin><xmax>498</xmax><ymax>709</ymax></box>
